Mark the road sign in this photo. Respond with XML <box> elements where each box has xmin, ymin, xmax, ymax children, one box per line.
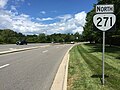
<box><xmin>96</xmin><ymin>4</ymin><xmax>114</xmax><ymax>13</ymax></box>
<box><xmin>93</xmin><ymin>14</ymin><xmax>116</xmax><ymax>31</ymax></box>
<box><xmin>93</xmin><ymin>4</ymin><xmax>116</xmax><ymax>85</ymax></box>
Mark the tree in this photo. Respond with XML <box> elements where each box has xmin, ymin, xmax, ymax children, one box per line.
<box><xmin>0</xmin><ymin>29</ymin><xmax>18</xmax><ymax>44</ymax></box>
<box><xmin>82</xmin><ymin>9</ymin><xmax>97</xmax><ymax>43</ymax></box>
<box><xmin>83</xmin><ymin>0</ymin><xmax>120</xmax><ymax>45</ymax></box>
<box><xmin>26</xmin><ymin>34</ymin><xmax>38</xmax><ymax>43</ymax></box>
<box><xmin>38</xmin><ymin>33</ymin><xmax>46</xmax><ymax>43</ymax></box>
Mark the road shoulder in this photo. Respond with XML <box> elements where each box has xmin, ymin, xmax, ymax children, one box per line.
<box><xmin>51</xmin><ymin>44</ymin><xmax>78</xmax><ymax>90</ymax></box>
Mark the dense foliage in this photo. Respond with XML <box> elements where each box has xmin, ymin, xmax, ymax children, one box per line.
<box><xmin>0</xmin><ymin>29</ymin><xmax>82</xmax><ymax>44</ymax></box>
<box><xmin>0</xmin><ymin>29</ymin><xmax>25</xmax><ymax>44</ymax></box>
<box><xmin>83</xmin><ymin>0</ymin><xmax>120</xmax><ymax>45</ymax></box>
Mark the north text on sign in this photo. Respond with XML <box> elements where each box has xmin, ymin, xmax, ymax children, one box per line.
<box><xmin>96</xmin><ymin>5</ymin><xmax>114</xmax><ymax>13</ymax></box>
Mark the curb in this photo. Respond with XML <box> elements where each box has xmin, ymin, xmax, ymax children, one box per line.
<box><xmin>51</xmin><ymin>44</ymin><xmax>78</xmax><ymax>90</ymax></box>
<box><xmin>0</xmin><ymin>45</ymin><xmax>50</xmax><ymax>55</ymax></box>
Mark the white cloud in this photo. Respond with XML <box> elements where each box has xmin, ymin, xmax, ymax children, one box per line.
<box><xmin>36</xmin><ymin>17</ymin><xmax>54</xmax><ymax>21</ymax></box>
<box><xmin>0</xmin><ymin>0</ymin><xmax>87</xmax><ymax>35</ymax></box>
<box><xmin>11</xmin><ymin>5</ymin><xmax>17</xmax><ymax>11</ymax></box>
<box><xmin>74</xmin><ymin>11</ymin><xmax>86</xmax><ymax>26</ymax></box>
<box><xmin>40</xmin><ymin>11</ymin><xmax>46</xmax><ymax>14</ymax></box>
<box><xmin>0</xmin><ymin>2</ymin><xmax>86</xmax><ymax>35</ymax></box>
<box><xmin>0</xmin><ymin>0</ymin><xmax>8</xmax><ymax>8</ymax></box>
<box><xmin>45</xmin><ymin>12</ymin><xmax>86</xmax><ymax>34</ymax></box>
<box><xmin>57</xmin><ymin>14</ymin><xmax>72</xmax><ymax>21</ymax></box>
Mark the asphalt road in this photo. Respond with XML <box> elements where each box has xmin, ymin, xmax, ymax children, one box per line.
<box><xmin>0</xmin><ymin>43</ymin><xmax>48</xmax><ymax>52</ymax></box>
<box><xmin>0</xmin><ymin>44</ymin><xmax>73</xmax><ymax>90</ymax></box>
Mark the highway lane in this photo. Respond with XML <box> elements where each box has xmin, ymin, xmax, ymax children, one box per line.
<box><xmin>0</xmin><ymin>43</ymin><xmax>49</xmax><ymax>52</ymax></box>
<box><xmin>0</xmin><ymin>44</ymin><xmax>73</xmax><ymax>90</ymax></box>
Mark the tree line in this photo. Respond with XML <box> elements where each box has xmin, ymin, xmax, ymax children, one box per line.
<box><xmin>83</xmin><ymin>0</ymin><xmax>120</xmax><ymax>46</ymax></box>
<box><xmin>0</xmin><ymin>29</ymin><xmax>82</xmax><ymax>44</ymax></box>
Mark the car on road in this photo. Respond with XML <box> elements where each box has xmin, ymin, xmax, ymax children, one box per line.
<box><xmin>70</xmin><ymin>41</ymin><xmax>75</xmax><ymax>44</ymax></box>
<box><xmin>16</xmin><ymin>40</ymin><xmax>27</xmax><ymax>45</ymax></box>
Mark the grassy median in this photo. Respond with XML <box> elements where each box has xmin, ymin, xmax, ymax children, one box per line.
<box><xmin>67</xmin><ymin>43</ymin><xmax>120</xmax><ymax>90</ymax></box>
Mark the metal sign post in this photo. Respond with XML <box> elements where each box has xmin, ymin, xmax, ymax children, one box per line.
<box><xmin>93</xmin><ymin>4</ymin><xmax>116</xmax><ymax>85</ymax></box>
<box><xmin>102</xmin><ymin>31</ymin><xmax>105</xmax><ymax>85</ymax></box>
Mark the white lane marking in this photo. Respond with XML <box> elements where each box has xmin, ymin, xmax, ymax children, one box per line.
<box><xmin>56</xmin><ymin>47</ymin><xmax>59</xmax><ymax>48</ymax></box>
<box><xmin>42</xmin><ymin>50</ymin><xmax>48</xmax><ymax>53</ymax></box>
<box><xmin>0</xmin><ymin>64</ymin><xmax>10</xmax><ymax>69</ymax></box>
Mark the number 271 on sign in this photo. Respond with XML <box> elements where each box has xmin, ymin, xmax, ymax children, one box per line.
<box><xmin>93</xmin><ymin>14</ymin><xmax>116</xmax><ymax>31</ymax></box>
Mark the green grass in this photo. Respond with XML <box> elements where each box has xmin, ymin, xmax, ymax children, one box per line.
<box><xmin>67</xmin><ymin>43</ymin><xmax>120</xmax><ymax>90</ymax></box>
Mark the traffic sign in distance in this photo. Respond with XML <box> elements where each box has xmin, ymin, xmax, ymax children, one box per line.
<box><xmin>93</xmin><ymin>14</ymin><xmax>116</xmax><ymax>31</ymax></box>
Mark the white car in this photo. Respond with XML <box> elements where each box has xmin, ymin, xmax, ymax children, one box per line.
<box><xmin>70</xmin><ymin>41</ymin><xmax>74</xmax><ymax>44</ymax></box>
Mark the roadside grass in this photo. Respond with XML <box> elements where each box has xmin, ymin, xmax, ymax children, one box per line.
<box><xmin>67</xmin><ymin>43</ymin><xmax>120</xmax><ymax>90</ymax></box>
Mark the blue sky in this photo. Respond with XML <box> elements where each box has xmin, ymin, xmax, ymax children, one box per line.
<box><xmin>0</xmin><ymin>0</ymin><xmax>97</xmax><ymax>35</ymax></box>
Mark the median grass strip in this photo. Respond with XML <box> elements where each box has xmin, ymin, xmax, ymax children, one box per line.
<box><xmin>67</xmin><ymin>43</ymin><xmax>120</xmax><ymax>90</ymax></box>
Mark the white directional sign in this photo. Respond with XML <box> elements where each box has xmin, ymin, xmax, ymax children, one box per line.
<box><xmin>96</xmin><ymin>5</ymin><xmax>114</xmax><ymax>13</ymax></box>
<box><xmin>93</xmin><ymin>4</ymin><xmax>116</xmax><ymax>85</ymax></box>
<box><xmin>93</xmin><ymin>14</ymin><xmax>116</xmax><ymax>31</ymax></box>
